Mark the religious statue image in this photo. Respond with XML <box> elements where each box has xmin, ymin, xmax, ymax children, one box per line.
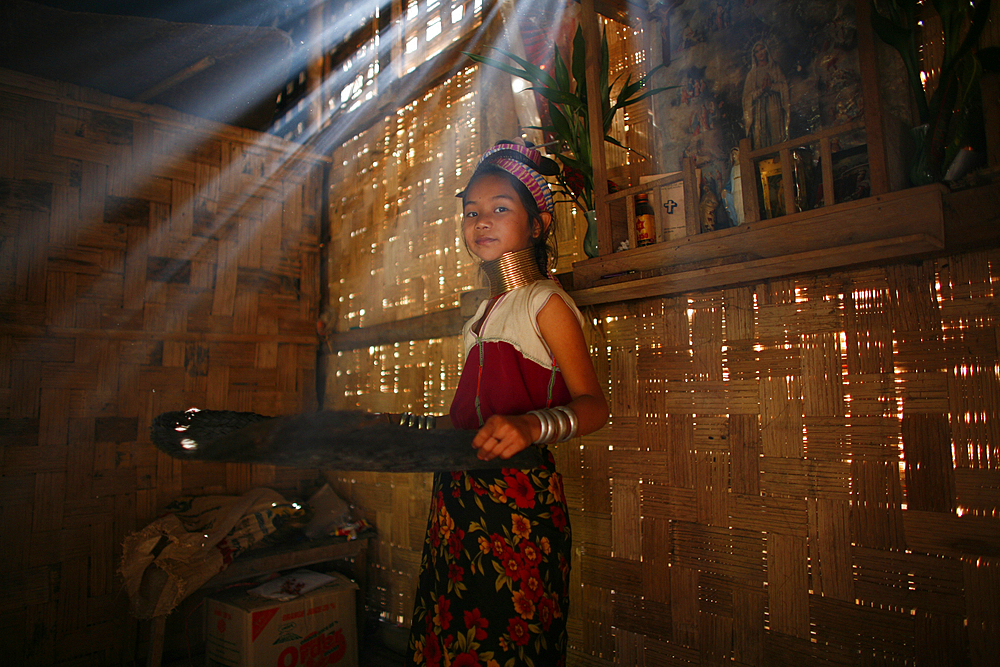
<box><xmin>741</xmin><ymin>40</ymin><xmax>789</xmax><ymax>150</ymax></box>
<box><xmin>699</xmin><ymin>185</ymin><xmax>720</xmax><ymax>232</ymax></box>
<box><xmin>722</xmin><ymin>146</ymin><xmax>744</xmax><ymax>226</ymax></box>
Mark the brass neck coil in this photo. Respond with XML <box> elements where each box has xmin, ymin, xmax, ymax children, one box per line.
<box><xmin>481</xmin><ymin>247</ymin><xmax>546</xmax><ymax>297</ymax></box>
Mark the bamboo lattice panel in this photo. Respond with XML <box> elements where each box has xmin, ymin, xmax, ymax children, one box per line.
<box><xmin>322</xmin><ymin>337</ymin><xmax>466</xmax><ymax>626</ymax></box>
<box><xmin>556</xmin><ymin>252</ymin><xmax>1000</xmax><ymax>666</ymax></box>
<box><xmin>324</xmin><ymin>66</ymin><xmax>486</xmax><ymax>628</ymax></box>
<box><xmin>324</xmin><ymin>62</ymin><xmax>595</xmax><ymax>337</ymax></box>
<box><xmin>326</xmin><ymin>66</ymin><xmax>484</xmax><ymax>331</ymax></box>
<box><xmin>0</xmin><ymin>69</ymin><xmax>327</xmax><ymax>665</ymax></box>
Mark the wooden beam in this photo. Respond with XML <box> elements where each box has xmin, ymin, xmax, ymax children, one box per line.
<box><xmin>307</xmin><ymin>0</ymin><xmax>325</xmax><ymax>133</ymax></box>
<box><xmin>855</xmin><ymin>0</ymin><xmax>892</xmax><ymax>195</ymax></box>
<box><xmin>570</xmin><ymin>233</ymin><xmax>944</xmax><ymax>305</ymax></box>
<box><xmin>322</xmin><ymin>307</ymin><xmax>467</xmax><ymax>352</ymax></box>
<box><xmin>570</xmin><ymin>183</ymin><xmax>954</xmax><ymax>301</ymax></box>
<box><xmin>581</xmin><ymin>0</ymin><xmax>612</xmax><ymax>257</ymax></box>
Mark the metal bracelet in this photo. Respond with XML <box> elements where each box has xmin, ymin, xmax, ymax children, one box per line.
<box><xmin>529</xmin><ymin>410</ymin><xmax>546</xmax><ymax>444</ymax></box>
<box><xmin>528</xmin><ymin>410</ymin><xmax>551</xmax><ymax>444</ymax></box>
<box><xmin>552</xmin><ymin>405</ymin><xmax>579</xmax><ymax>441</ymax></box>
<box><xmin>550</xmin><ymin>407</ymin><xmax>569</xmax><ymax>442</ymax></box>
<box><xmin>399</xmin><ymin>412</ymin><xmax>436</xmax><ymax>429</ymax></box>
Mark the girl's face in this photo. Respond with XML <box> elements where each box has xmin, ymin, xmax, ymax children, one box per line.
<box><xmin>462</xmin><ymin>173</ymin><xmax>550</xmax><ymax>262</ymax></box>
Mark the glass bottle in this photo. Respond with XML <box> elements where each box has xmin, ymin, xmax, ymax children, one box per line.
<box><xmin>635</xmin><ymin>193</ymin><xmax>655</xmax><ymax>247</ymax></box>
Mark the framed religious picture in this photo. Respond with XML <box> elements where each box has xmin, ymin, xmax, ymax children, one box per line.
<box><xmin>646</xmin><ymin>0</ymin><xmax>864</xmax><ymax>230</ymax></box>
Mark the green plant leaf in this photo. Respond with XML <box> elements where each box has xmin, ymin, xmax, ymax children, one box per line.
<box><xmin>557</xmin><ymin>153</ymin><xmax>593</xmax><ymax>174</ymax></box>
<box><xmin>465</xmin><ymin>49</ymin><xmax>557</xmax><ymax>90</ymax></box>
<box><xmin>470</xmin><ymin>22</ymin><xmax>672</xmax><ymax>212</ymax></box>
<box><xmin>571</xmin><ymin>25</ymin><xmax>587</xmax><ymax>100</ymax></box>
<box><xmin>530</xmin><ymin>85</ymin><xmax>584</xmax><ymax>109</ymax></box>
<box><xmin>494</xmin><ymin>49</ymin><xmax>559</xmax><ymax>90</ymax></box>
<box><xmin>465</xmin><ymin>53</ymin><xmax>537</xmax><ymax>86</ymax></box>
<box><xmin>603</xmin><ymin>134</ymin><xmax>629</xmax><ymax>150</ymax></box>
<box><xmin>622</xmin><ymin>85</ymin><xmax>676</xmax><ymax>106</ymax></box>
<box><xmin>547</xmin><ymin>105</ymin><xmax>577</xmax><ymax>148</ymax></box>
<box><xmin>553</xmin><ymin>43</ymin><xmax>571</xmax><ymax>96</ymax></box>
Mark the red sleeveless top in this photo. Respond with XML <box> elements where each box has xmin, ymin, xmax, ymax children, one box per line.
<box><xmin>448</xmin><ymin>280</ymin><xmax>580</xmax><ymax>428</ymax></box>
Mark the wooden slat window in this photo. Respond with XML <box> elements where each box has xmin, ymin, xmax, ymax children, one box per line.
<box><xmin>328</xmin><ymin>66</ymin><xmax>481</xmax><ymax>333</ymax></box>
<box><xmin>400</xmin><ymin>0</ymin><xmax>484</xmax><ymax>74</ymax></box>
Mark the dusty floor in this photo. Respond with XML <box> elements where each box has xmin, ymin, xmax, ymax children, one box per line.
<box><xmin>162</xmin><ymin>641</ymin><xmax>404</xmax><ymax>667</ymax></box>
<box><xmin>160</xmin><ymin>620</ymin><xmax>407</xmax><ymax>667</ymax></box>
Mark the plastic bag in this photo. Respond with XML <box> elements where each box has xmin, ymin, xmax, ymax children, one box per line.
<box><xmin>120</xmin><ymin>488</ymin><xmax>296</xmax><ymax>618</ymax></box>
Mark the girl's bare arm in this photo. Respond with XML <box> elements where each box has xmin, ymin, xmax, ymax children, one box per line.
<box><xmin>473</xmin><ymin>296</ymin><xmax>608</xmax><ymax>460</ymax></box>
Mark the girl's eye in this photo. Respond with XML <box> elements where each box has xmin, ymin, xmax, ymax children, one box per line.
<box><xmin>495</xmin><ymin>206</ymin><xmax>508</xmax><ymax>213</ymax></box>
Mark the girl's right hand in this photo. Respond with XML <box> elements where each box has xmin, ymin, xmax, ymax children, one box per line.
<box><xmin>472</xmin><ymin>413</ymin><xmax>537</xmax><ymax>461</ymax></box>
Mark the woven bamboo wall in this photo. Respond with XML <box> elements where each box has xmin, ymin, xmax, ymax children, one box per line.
<box><xmin>0</xmin><ymin>69</ymin><xmax>327</xmax><ymax>665</ymax></box>
<box><xmin>560</xmin><ymin>253</ymin><xmax>1000</xmax><ymax>666</ymax></box>
<box><xmin>322</xmin><ymin>65</ymin><xmax>487</xmax><ymax>629</ymax></box>
<box><xmin>324</xmin><ymin>245</ymin><xmax>1000</xmax><ymax>664</ymax></box>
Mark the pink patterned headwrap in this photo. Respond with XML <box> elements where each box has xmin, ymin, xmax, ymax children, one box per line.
<box><xmin>476</xmin><ymin>141</ymin><xmax>555</xmax><ymax>213</ymax></box>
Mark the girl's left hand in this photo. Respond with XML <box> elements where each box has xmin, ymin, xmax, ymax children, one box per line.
<box><xmin>472</xmin><ymin>414</ymin><xmax>536</xmax><ymax>461</ymax></box>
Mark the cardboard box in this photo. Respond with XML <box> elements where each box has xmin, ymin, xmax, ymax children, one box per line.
<box><xmin>205</xmin><ymin>572</ymin><xmax>358</xmax><ymax>667</ymax></box>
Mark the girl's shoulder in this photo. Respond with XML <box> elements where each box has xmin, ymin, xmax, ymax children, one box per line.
<box><xmin>521</xmin><ymin>278</ymin><xmax>583</xmax><ymax>324</ymax></box>
<box><xmin>461</xmin><ymin>279</ymin><xmax>583</xmax><ymax>344</ymax></box>
<box><xmin>486</xmin><ymin>280</ymin><xmax>583</xmax><ymax>338</ymax></box>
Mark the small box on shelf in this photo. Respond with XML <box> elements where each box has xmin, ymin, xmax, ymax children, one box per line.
<box><xmin>640</xmin><ymin>172</ymin><xmax>686</xmax><ymax>243</ymax></box>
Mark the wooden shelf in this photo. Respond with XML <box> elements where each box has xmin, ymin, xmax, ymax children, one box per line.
<box><xmin>569</xmin><ymin>181</ymin><xmax>1000</xmax><ymax>306</ymax></box>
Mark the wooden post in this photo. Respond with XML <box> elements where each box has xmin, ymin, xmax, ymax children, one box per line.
<box><xmin>307</xmin><ymin>0</ymin><xmax>326</xmax><ymax>133</ymax></box>
<box><xmin>820</xmin><ymin>136</ymin><xmax>835</xmax><ymax>207</ymax></box>
<box><xmin>739</xmin><ymin>138</ymin><xmax>760</xmax><ymax>224</ymax></box>
<box><xmin>581</xmin><ymin>0</ymin><xmax>611</xmax><ymax>257</ymax></box>
<box><xmin>626</xmin><ymin>194</ymin><xmax>637</xmax><ymax>249</ymax></box>
<box><xmin>779</xmin><ymin>148</ymin><xmax>796</xmax><ymax>216</ymax></box>
<box><xmin>855</xmin><ymin>0</ymin><xmax>892</xmax><ymax>195</ymax></box>
<box><xmin>682</xmin><ymin>156</ymin><xmax>700</xmax><ymax>236</ymax></box>
<box><xmin>983</xmin><ymin>72</ymin><xmax>1000</xmax><ymax>168</ymax></box>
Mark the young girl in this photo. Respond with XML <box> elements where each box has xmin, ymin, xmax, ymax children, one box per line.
<box><xmin>404</xmin><ymin>140</ymin><xmax>609</xmax><ymax>666</ymax></box>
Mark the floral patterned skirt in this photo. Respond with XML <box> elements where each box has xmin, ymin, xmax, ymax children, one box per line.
<box><xmin>407</xmin><ymin>454</ymin><xmax>571</xmax><ymax>667</ymax></box>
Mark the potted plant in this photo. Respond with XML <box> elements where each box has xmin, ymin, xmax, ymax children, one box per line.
<box><xmin>870</xmin><ymin>0</ymin><xmax>999</xmax><ymax>184</ymax></box>
<box><xmin>467</xmin><ymin>24</ymin><xmax>674</xmax><ymax>257</ymax></box>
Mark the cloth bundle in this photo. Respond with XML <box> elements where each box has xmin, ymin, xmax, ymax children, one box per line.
<box><xmin>119</xmin><ymin>488</ymin><xmax>297</xmax><ymax>618</ymax></box>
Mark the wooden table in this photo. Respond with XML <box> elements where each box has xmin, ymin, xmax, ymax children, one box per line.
<box><xmin>146</xmin><ymin>530</ymin><xmax>375</xmax><ymax>667</ymax></box>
